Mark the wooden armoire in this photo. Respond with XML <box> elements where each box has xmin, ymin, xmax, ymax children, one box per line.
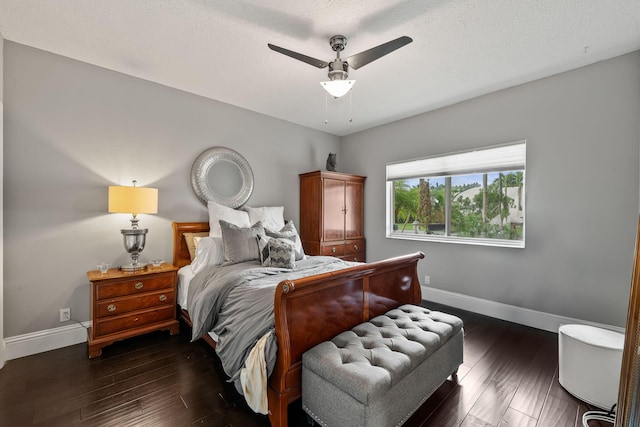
<box><xmin>299</xmin><ymin>170</ymin><xmax>366</xmax><ymax>262</ymax></box>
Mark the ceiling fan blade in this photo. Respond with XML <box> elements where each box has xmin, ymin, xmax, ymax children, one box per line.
<box><xmin>267</xmin><ymin>43</ymin><xmax>329</xmax><ymax>69</ymax></box>
<box><xmin>347</xmin><ymin>36</ymin><xmax>413</xmax><ymax>70</ymax></box>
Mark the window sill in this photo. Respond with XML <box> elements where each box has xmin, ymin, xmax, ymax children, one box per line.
<box><xmin>386</xmin><ymin>232</ymin><xmax>525</xmax><ymax>248</ymax></box>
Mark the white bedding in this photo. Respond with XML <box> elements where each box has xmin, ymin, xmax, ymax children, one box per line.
<box><xmin>177</xmin><ymin>264</ymin><xmax>218</xmax><ymax>342</ymax></box>
<box><xmin>177</xmin><ymin>264</ymin><xmax>194</xmax><ymax>309</ymax></box>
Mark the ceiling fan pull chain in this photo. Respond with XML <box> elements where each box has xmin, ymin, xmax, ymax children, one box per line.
<box><xmin>324</xmin><ymin>92</ymin><xmax>328</xmax><ymax>124</ymax></box>
<box><xmin>349</xmin><ymin>90</ymin><xmax>353</xmax><ymax>123</ymax></box>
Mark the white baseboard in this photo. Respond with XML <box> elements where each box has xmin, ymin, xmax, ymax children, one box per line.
<box><xmin>2</xmin><ymin>287</ymin><xmax>625</xmax><ymax>361</ymax></box>
<box><xmin>4</xmin><ymin>321</ymin><xmax>91</xmax><ymax>361</ymax></box>
<box><xmin>421</xmin><ymin>286</ymin><xmax>625</xmax><ymax>334</ymax></box>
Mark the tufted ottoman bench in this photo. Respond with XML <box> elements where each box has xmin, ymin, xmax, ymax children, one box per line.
<box><xmin>302</xmin><ymin>304</ymin><xmax>464</xmax><ymax>427</ymax></box>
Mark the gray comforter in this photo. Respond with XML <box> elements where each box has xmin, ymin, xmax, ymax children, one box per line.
<box><xmin>187</xmin><ymin>256</ymin><xmax>358</xmax><ymax>393</ymax></box>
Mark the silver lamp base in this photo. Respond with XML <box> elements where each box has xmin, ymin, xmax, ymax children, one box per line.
<box><xmin>121</xmin><ymin>228</ymin><xmax>148</xmax><ymax>272</ymax></box>
<box><xmin>120</xmin><ymin>262</ymin><xmax>147</xmax><ymax>272</ymax></box>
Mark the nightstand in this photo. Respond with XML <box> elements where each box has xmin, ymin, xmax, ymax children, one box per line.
<box><xmin>87</xmin><ymin>263</ymin><xmax>180</xmax><ymax>358</ymax></box>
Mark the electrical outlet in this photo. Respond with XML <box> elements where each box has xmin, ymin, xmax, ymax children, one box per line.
<box><xmin>424</xmin><ymin>275</ymin><xmax>430</xmax><ymax>285</ymax></box>
<box><xmin>60</xmin><ymin>308</ymin><xmax>71</xmax><ymax>322</ymax></box>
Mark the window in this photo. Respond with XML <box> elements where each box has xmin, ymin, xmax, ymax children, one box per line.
<box><xmin>386</xmin><ymin>141</ymin><xmax>526</xmax><ymax>248</ymax></box>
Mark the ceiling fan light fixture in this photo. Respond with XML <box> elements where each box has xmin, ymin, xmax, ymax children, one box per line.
<box><xmin>320</xmin><ymin>79</ymin><xmax>355</xmax><ymax>98</ymax></box>
<box><xmin>268</xmin><ymin>34</ymin><xmax>411</xmax><ymax>99</ymax></box>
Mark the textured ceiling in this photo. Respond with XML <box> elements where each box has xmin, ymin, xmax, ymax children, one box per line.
<box><xmin>1</xmin><ymin>0</ymin><xmax>639</xmax><ymax>136</ymax></box>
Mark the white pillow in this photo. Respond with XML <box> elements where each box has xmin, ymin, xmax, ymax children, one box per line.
<box><xmin>208</xmin><ymin>201</ymin><xmax>251</xmax><ymax>238</ymax></box>
<box><xmin>244</xmin><ymin>206</ymin><xmax>285</xmax><ymax>232</ymax></box>
<box><xmin>191</xmin><ymin>236</ymin><xmax>224</xmax><ymax>275</ymax></box>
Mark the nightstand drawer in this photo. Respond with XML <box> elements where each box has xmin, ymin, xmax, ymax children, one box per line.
<box><xmin>94</xmin><ymin>305</ymin><xmax>175</xmax><ymax>337</ymax></box>
<box><xmin>95</xmin><ymin>274</ymin><xmax>174</xmax><ymax>299</ymax></box>
<box><xmin>96</xmin><ymin>289</ymin><xmax>175</xmax><ymax>318</ymax></box>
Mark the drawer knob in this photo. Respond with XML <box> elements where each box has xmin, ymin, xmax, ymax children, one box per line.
<box><xmin>134</xmin><ymin>282</ymin><xmax>144</xmax><ymax>290</ymax></box>
<box><xmin>159</xmin><ymin>294</ymin><xmax>167</xmax><ymax>302</ymax></box>
<box><xmin>134</xmin><ymin>317</ymin><xmax>139</xmax><ymax>322</ymax></box>
<box><xmin>354</xmin><ymin>245</ymin><xmax>359</xmax><ymax>251</ymax></box>
<box><xmin>107</xmin><ymin>304</ymin><xmax>116</xmax><ymax>312</ymax></box>
<box><xmin>331</xmin><ymin>247</ymin><xmax>336</xmax><ymax>253</ymax></box>
<box><xmin>354</xmin><ymin>258</ymin><xmax>358</xmax><ymax>262</ymax></box>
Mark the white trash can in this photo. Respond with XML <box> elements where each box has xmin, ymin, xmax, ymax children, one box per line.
<box><xmin>558</xmin><ymin>324</ymin><xmax>624</xmax><ymax>410</ymax></box>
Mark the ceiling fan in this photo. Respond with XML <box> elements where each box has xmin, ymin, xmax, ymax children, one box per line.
<box><xmin>268</xmin><ymin>35</ymin><xmax>413</xmax><ymax>98</ymax></box>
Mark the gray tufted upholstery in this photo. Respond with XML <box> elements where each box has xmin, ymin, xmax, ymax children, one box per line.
<box><xmin>303</xmin><ymin>304</ymin><xmax>463</xmax><ymax>404</ymax></box>
<box><xmin>302</xmin><ymin>304</ymin><xmax>464</xmax><ymax>427</ymax></box>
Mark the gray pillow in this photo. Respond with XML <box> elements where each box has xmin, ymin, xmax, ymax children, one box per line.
<box><xmin>266</xmin><ymin>220</ymin><xmax>305</xmax><ymax>260</ymax></box>
<box><xmin>257</xmin><ymin>234</ymin><xmax>296</xmax><ymax>269</ymax></box>
<box><xmin>220</xmin><ymin>220</ymin><xmax>264</xmax><ymax>265</ymax></box>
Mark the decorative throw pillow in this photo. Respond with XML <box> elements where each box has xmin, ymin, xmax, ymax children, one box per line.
<box><xmin>191</xmin><ymin>236</ymin><xmax>224</xmax><ymax>275</ymax></box>
<box><xmin>266</xmin><ymin>220</ymin><xmax>305</xmax><ymax>260</ymax></box>
<box><xmin>208</xmin><ymin>200</ymin><xmax>251</xmax><ymax>238</ymax></box>
<box><xmin>257</xmin><ymin>234</ymin><xmax>271</xmax><ymax>265</ymax></box>
<box><xmin>257</xmin><ymin>235</ymin><xmax>296</xmax><ymax>269</ymax></box>
<box><xmin>220</xmin><ymin>220</ymin><xmax>264</xmax><ymax>265</ymax></box>
<box><xmin>244</xmin><ymin>206</ymin><xmax>285</xmax><ymax>232</ymax></box>
<box><xmin>183</xmin><ymin>232</ymin><xmax>209</xmax><ymax>260</ymax></box>
<box><xmin>257</xmin><ymin>234</ymin><xmax>294</xmax><ymax>264</ymax></box>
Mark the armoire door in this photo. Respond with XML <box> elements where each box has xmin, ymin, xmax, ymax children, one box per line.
<box><xmin>345</xmin><ymin>180</ymin><xmax>364</xmax><ymax>240</ymax></box>
<box><xmin>322</xmin><ymin>178</ymin><xmax>345</xmax><ymax>241</ymax></box>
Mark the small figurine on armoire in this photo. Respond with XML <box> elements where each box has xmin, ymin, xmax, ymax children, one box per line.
<box><xmin>326</xmin><ymin>153</ymin><xmax>337</xmax><ymax>171</ymax></box>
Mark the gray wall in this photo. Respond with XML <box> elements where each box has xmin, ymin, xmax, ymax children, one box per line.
<box><xmin>1</xmin><ymin>33</ymin><xmax>5</xmax><ymax>367</ymax></box>
<box><xmin>3</xmin><ymin>39</ymin><xmax>639</xmax><ymax>338</ymax></box>
<box><xmin>0</xmin><ymin>34</ymin><xmax>3</xmax><ymax>99</ymax></box>
<box><xmin>342</xmin><ymin>52</ymin><xmax>640</xmax><ymax>328</ymax></box>
<box><xmin>3</xmin><ymin>42</ymin><xmax>340</xmax><ymax>337</ymax></box>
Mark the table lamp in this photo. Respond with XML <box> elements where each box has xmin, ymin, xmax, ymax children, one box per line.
<box><xmin>108</xmin><ymin>180</ymin><xmax>158</xmax><ymax>271</ymax></box>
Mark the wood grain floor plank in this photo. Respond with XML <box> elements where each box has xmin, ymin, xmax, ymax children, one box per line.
<box><xmin>32</xmin><ymin>346</ymin><xmax>212</xmax><ymax>424</ymax></box>
<box><xmin>467</xmin><ymin>326</ymin><xmax>542</xmax><ymax>425</ymax></box>
<box><xmin>537</xmin><ymin>393</ymin><xmax>579</xmax><ymax>427</ymax></box>
<box><xmin>421</xmin><ymin>323</ymin><xmax>516</xmax><ymax>426</ymax></box>
<box><xmin>78</xmin><ymin>354</ymin><xmax>216</xmax><ymax>422</ymax></box>
<box><xmin>460</xmin><ymin>413</ymin><xmax>495</xmax><ymax>426</ymax></box>
<box><xmin>497</xmin><ymin>407</ymin><xmax>536</xmax><ymax>427</ymax></box>
<box><xmin>81</xmin><ymin>400</ymin><xmax>144</xmax><ymax>427</ymax></box>
<box><xmin>459</xmin><ymin>316</ymin><xmax>514</xmax><ymax>369</ymax></box>
<box><xmin>508</xmin><ymin>330</ymin><xmax>558</xmax><ymax>419</ymax></box>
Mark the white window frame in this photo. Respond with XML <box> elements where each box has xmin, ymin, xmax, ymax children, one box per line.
<box><xmin>386</xmin><ymin>140</ymin><xmax>526</xmax><ymax>248</ymax></box>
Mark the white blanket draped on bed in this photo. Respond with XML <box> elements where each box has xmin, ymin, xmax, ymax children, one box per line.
<box><xmin>241</xmin><ymin>330</ymin><xmax>273</xmax><ymax>414</ymax></box>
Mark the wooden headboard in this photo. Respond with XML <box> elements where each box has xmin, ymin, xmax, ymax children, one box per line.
<box><xmin>172</xmin><ymin>222</ymin><xmax>210</xmax><ymax>268</ymax></box>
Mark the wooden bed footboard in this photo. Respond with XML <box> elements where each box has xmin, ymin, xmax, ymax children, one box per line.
<box><xmin>172</xmin><ymin>222</ymin><xmax>424</xmax><ymax>427</ymax></box>
<box><xmin>267</xmin><ymin>251</ymin><xmax>425</xmax><ymax>427</ymax></box>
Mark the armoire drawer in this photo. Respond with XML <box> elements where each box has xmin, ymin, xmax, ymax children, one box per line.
<box><xmin>345</xmin><ymin>239</ymin><xmax>365</xmax><ymax>255</ymax></box>
<box><xmin>322</xmin><ymin>243</ymin><xmax>345</xmax><ymax>257</ymax></box>
<box><xmin>342</xmin><ymin>252</ymin><xmax>366</xmax><ymax>263</ymax></box>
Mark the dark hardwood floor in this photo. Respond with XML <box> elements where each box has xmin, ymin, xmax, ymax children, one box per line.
<box><xmin>0</xmin><ymin>302</ymin><xmax>609</xmax><ymax>426</ymax></box>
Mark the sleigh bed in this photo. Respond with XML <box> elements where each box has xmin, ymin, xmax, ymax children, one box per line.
<box><xmin>172</xmin><ymin>221</ymin><xmax>425</xmax><ymax>427</ymax></box>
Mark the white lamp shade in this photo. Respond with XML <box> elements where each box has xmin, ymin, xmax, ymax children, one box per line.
<box><xmin>108</xmin><ymin>186</ymin><xmax>158</xmax><ymax>215</ymax></box>
<box><xmin>320</xmin><ymin>80</ymin><xmax>356</xmax><ymax>98</ymax></box>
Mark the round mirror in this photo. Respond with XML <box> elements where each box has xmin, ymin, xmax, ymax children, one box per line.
<box><xmin>190</xmin><ymin>147</ymin><xmax>254</xmax><ymax>208</ymax></box>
